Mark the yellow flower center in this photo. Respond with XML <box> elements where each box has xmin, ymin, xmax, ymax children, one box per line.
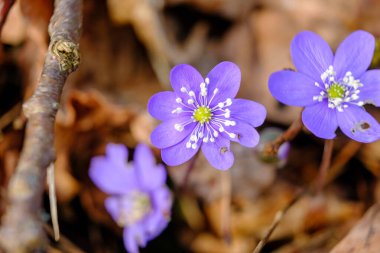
<box><xmin>193</xmin><ymin>106</ymin><xmax>212</xmax><ymax>124</ymax></box>
<box><xmin>328</xmin><ymin>83</ymin><xmax>345</xmax><ymax>99</ymax></box>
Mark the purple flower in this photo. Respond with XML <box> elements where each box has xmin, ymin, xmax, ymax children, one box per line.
<box><xmin>269</xmin><ymin>30</ymin><xmax>380</xmax><ymax>143</ymax></box>
<box><xmin>89</xmin><ymin>143</ymin><xmax>172</xmax><ymax>253</ymax></box>
<box><xmin>148</xmin><ymin>61</ymin><xmax>266</xmax><ymax>170</ymax></box>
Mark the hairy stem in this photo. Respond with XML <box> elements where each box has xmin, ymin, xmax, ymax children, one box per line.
<box><xmin>0</xmin><ymin>0</ymin><xmax>81</xmax><ymax>252</ymax></box>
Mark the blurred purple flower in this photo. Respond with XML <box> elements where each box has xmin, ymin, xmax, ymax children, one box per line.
<box><xmin>148</xmin><ymin>61</ymin><xmax>267</xmax><ymax>170</ymax></box>
<box><xmin>89</xmin><ymin>143</ymin><xmax>172</xmax><ymax>253</ymax></box>
<box><xmin>269</xmin><ymin>30</ymin><xmax>380</xmax><ymax>143</ymax></box>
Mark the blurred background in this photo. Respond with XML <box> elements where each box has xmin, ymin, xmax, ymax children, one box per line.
<box><xmin>1</xmin><ymin>0</ymin><xmax>380</xmax><ymax>252</ymax></box>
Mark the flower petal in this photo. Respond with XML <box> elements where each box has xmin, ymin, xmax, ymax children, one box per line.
<box><xmin>89</xmin><ymin>156</ymin><xmax>136</xmax><ymax>194</ymax></box>
<box><xmin>134</xmin><ymin>144</ymin><xmax>167</xmax><ymax>190</ymax></box>
<box><xmin>268</xmin><ymin>70</ymin><xmax>320</xmax><ymax>107</ymax></box>
<box><xmin>302</xmin><ymin>102</ymin><xmax>338</xmax><ymax>139</ymax></box>
<box><xmin>105</xmin><ymin>143</ymin><xmax>128</xmax><ymax>168</ymax></box>
<box><xmin>229</xmin><ymin>98</ymin><xmax>267</xmax><ymax>127</ymax></box>
<box><xmin>148</xmin><ymin>91</ymin><xmax>189</xmax><ymax>121</ymax></box>
<box><xmin>291</xmin><ymin>31</ymin><xmax>333</xmax><ymax>81</ymax></box>
<box><xmin>201</xmin><ymin>137</ymin><xmax>234</xmax><ymax>170</ymax></box>
<box><xmin>151</xmin><ymin>187</ymin><xmax>172</xmax><ymax>211</ymax></box>
<box><xmin>150</xmin><ymin>117</ymin><xmax>196</xmax><ymax>149</ymax></box>
<box><xmin>161</xmin><ymin>136</ymin><xmax>200</xmax><ymax>166</ymax></box>
<box><xmin>337</xmin><ymin>105</ymin><xmax>380</xmax><ymax>143</ymax></box>
<box><xmin>170</xmin><ymin>64</ymin><xmax>204</xmax><ymax>95</ymax></box>
<box><xmin>104</xmin><ymin>196</ymin><xmax>120</xmax><ymax>223</ymax></box>
<box><xmin>143</xmin><ymin>210</ymin><xmax>168</xmax><ymax>241</ymax></box>
<box><xmin>333</xmin><ymin>30</ymin><xmax>375</xmax><ymax>79</ymax></box>
<box><xmin>206</xmin><ymin>61</ymin><xmax>241</xmax><ymax>106</ymax></box>
<box><xmin>223</xmin><ymin>120</ymin><xmax>260</xmax><ymax>148</ymax></box>
<box><xmin>358</xmin><ymin>70</ymin><xmax>380</xmax><ymax>106</ymax></box>
<box><xmin>123</xmin><ymin>226</ymin><xmax>145</xmax><ymax>253</ymax></box>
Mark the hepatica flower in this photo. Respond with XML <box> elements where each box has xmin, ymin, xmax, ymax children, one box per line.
<box><xmin>89</xmin><ymin>143</ymin><xmax>172</xmax><ymax>253</ymax></box>
<box><xmin>148</xmin><ymin>61</ymin><xmax>266</xmax><ymax>170</ymax></box>
<box><xmin>269</xmin><ymin>30</ymin><xmax>380</xmax><ymax>142</ymax></box>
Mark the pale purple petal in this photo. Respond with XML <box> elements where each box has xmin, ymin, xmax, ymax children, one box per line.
<box><xmin>170</xmin><ymin>64</ymin><xmax>203</xmax><ymax>95</ymax></box>
<box><xmin>337</xmin><ymin>105</ymin><xmax>380</xmax><ymax>143</ymax></box>
<box><xmin>161</xmin><ymin>137</ymin><xmax>200</xmax><ymax>166</ymax></box>
<box><xmin>358</xmin><ymin>70</ymin><xmax>380</xmax><ymax>106</ymax></box>
<box><xmin>134</xmin><ymin>144</ymin><xmax>166</xmax><ymax>190</ymax></box>
<box><xmin>229</xmin><ymin>98</ymin><xmax>267</xmax><ymax>127</ymax></box>
<box><xmin>104</xmin><ymin>197</ymin><xmax>120</xmax><ymax>223</ymax></box>
<box><xmin>148</xmin><ymin>91</ymin><xmax>189</xmax><ymax>121</ymax></box>
<box><xmin>105</xmin><ymin>143</ymin><xmax>128</xmax><ymax>168</ymax></box>
<box><xmin>143</xmin><ymin>209</ymin><xmax>169</xmax><ymax>240</ymax></box>
<box><xmin>302</xmin><ymin>102</ymin><xmax>338</xmax><ymax>139</ymax></box>
<box><xmin>151</xmin><ymin>187</ymin><xmax>172</xmax><ymax>211</ymax></box>
<box><xmin>150</xmin><ymin>117</ymin><xmax>196</xmax><ymax>149</ymax></box>
<box><xmin>333</xmin><ymin>30</ymin><xmax>375</xmax><ymax>79</ymax></box>
<box><xmin>123</xmin><ymin>226</ymin><xmax>144</xmax><ymax>253</ymax></box>
<box><xmin>201</xmin><ymin>137</ymin><xmax>234</xmax><ymax>170</ymax></box>
<box><xmin>206</xmin><ymin>61</ymin><xmax>241</xmax><ymax>106</ymax></box>
<box><xmin>89</xmin><ymin>156</ymin><xmax>136</xmax><ymax>194</ymax></box>
<box><xmin>268</xmin><ymin>70</ymin><xmax>320</xmax><ymax>106</ymax></box>
<box><xmin>291</xmin><ymin>31</ymin><xmax>333</xmax><ymax>81</ymax></box>
<box><xmin>223</xmin><ymin>120</ymin><xmax>260</xmax><ymax>148</ymax></box>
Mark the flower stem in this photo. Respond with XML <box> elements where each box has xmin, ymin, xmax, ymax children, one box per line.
<box><xmin>316</xmin><ymin>139</ymin><xmax>334</xmax><ymax>193</ymax></box>
<box><xmin>264</xmin><ymin>112</ymin><xmax>303</xmax><ymax>156</ymax></box>
<box><xmin>180</xmin><ymin>151</ymin><xmax>200</xmax><ymax>191</ymax></box>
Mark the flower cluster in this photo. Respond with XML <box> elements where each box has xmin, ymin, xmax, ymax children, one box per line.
<box><xmin>148</xmin><ymin>61</ymin><xmax>267</xmax><ymax>170</ymax></box>
<box><xmin>89</xmin><ymin>143</ymin><xmax>172</xmax><ymax>253</ymax></box>
<box><xmin>269</xmin><ymin>30</ymin><xmax>380</xmax><ymax>143</ymax></box>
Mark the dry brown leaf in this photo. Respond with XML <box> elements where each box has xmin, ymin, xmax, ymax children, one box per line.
<box><xmin>330</xmin><ymin>203</ymin><xmax>380</xmax><ymax>253</ymax></box>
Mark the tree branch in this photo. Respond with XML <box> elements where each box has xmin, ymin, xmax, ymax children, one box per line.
<box><xmin>0</xmin><ymin>0</ymin><xmax>81</xmax><ymax>252</ymax></box>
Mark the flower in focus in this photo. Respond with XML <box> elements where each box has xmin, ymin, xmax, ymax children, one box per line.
<box><xmin>269</xmin><ymin>30</ymin><xmax>380</xmax><ymax>143</ymax></box>
<box><xmin>89</xmin><ymin>143</ymin><xmax>172</xmax><ymax>253</ymax></box>
<box><xmin>148</xmin><ymin>61</ymin><xmax>267</xmax><ymax>170</ymax></box>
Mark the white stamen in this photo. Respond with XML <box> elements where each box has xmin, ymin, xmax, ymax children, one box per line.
<box><xmin>205</xmin><ymin>77</ymin><xmax>210</xmax><ymax>84</ymax></box>
<box><xmin>174</xmin><ymin>124</ymin><xmax>184</xmax><ymax>131</ymax></box>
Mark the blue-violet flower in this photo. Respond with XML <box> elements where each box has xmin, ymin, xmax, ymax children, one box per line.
<box><xmin>89</xmin><ymin>143</ymin><xmax>172</xmax><ymax>253</ymax></box>
<box><xmin>148</xmin><ymin>61</ymin><xmax>267</xmax><ymax>170</ymax></box>
<box><xmin>269</xmin><ymin>30</ymin><xmax>380</xmax><ymax>142</ymax></box>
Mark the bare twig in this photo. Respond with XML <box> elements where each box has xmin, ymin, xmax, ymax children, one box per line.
<box><xmin>0</xmin><ymin>0</ymin><xmax>14</xmax><ymax>32</ymax></box>
<box><xmin>253</xmin><ymin>189</ymin><xmax>305</xmax><ymax>253</ymax></box>
<box><xmin>0</xmin><ymin>0</ymin><xmax>81</xmax><ymax>252</ymax></box>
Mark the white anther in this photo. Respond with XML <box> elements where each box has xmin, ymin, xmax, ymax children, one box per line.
<box><xmin>191</xmin><ymin>143</ymin><xmax>197</xmax><ymax>149</ymax></box>
<box><xmin>186</xmin><ymin>142</ymin><xmax>191</xmax><ymax>148</ymax></box>
<box><xmin>176</xmin><ymin>97</ymin><xmax>182</xmax><ymax>103</ymax></box>
<box><xmin>189</xmin><ymin>91</ymin><xmax>195</xmax><ymax>97</ymax></box>
<box><xmin>218</xmin><ymin>102</ymin><xmax>224</xmax><ymax>108</ymax></box>
<box><xmin>203</xmin><ymin>137</ymin><xmax>209</xmax><ymax>143</ymax></box>
<box><xmin>229</xmin><ymin>120</ymin><xmax>236</xmax><ymax>126</ymax></box>
<box><xmin>213</xmin><ymin>131</ymin><xmax>219</xmax><ymax>137</ymax></box>
<box><xmin>198</xmin><ymin>132</ymin><xmax>204</xmax><ymax>138</ymax></box>
<box><xmin>190</xmin><ymin>135</ymin><xmax>197</xmax><ymax>141</ymax></box>
<box><xmin>210</xmin><ymin>137</ymin><xmax>215</xmax><ymax>142</ymax></box>
<box><xmin>180</xmin><ymin>87</ymin><xmax>187</xmax><ymax>93</ymax></box>
<box><xmin>171</xmin><ymin>107</ymin><xmax>183</xmax><ymax>114</ymax></box>
<box><xmin>225</xmin><ymin>98</ymin><xmax>232</xmax><ymax>106</ymax></box>
<box><xmin>174</xmin><ymin>124</ymin><xmax>184</xmax><ymax>131</ymax></box>
<box><xmin>205</xmin><ymin>77</ymin><xmax>210</xmax><ymax>84</ymax></box>
<box><xmin>229</xmin><ymin>133</ymin><xmax>236</xmax><ymax>138</ymax></box>
<box><xmin>187</xmin><ymin>99</ymin><xmax>194</xmax><ymax>104</ymax></box>
<box><xmin>357</xmin><ymin>101</ymin><xmax>364</xmax><ymax>106</ymax></box>
<box><xmin>315</xmin><ymin>82</ymin><xmax>320</xmax><ymax>87</ymax></box>
<box><xmin>213</xmin><ymin>88</ymin><xmax>219</xmax><ymax>94</ymax></box>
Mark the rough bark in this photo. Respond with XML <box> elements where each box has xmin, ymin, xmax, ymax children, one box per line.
<box><xmin>0</xmin><ymin>0</ymin><xmax>81</xmax><ymax>252</ymax></box>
